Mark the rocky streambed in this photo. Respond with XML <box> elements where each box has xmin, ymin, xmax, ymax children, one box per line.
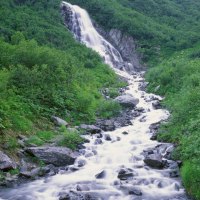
<box><xmin>0</xmin><ymin>71</ymin><xmax>189</xmax><ymax>200</ymax></box>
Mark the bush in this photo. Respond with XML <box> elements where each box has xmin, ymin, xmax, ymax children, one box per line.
<box><xmin>97</xmin><ymin>100</ymin><xmax>122</xmax><ymax>119</ymax></box>
<box><xmin>57</xmin><ymin>129</ymin><xmax>84</xmax><ymax>150</ymax></box>
<box><xmin>181</xmin><ymin>161</ymin><xmax>200</xmax><ymax>199</ymax></box>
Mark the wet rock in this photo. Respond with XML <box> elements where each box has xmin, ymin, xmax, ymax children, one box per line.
<box><xmin>113</xmin><ymin>180</ymin><xmax>120</xmax><ymax>185</ymax></box>
<box><xmin>0</xmin><ymin>151</ymin><xmax>17</xmax><ymax>171</ymax></box>
<box><xmin>135</xmin><ymin>107</ymin><xmax>145</xmax><ymax>113</ymax></box>
<box><xmin>92</xmin><ymin>150</ymin><xmax>98</xmax><ymax>155</ymax></box>
<box><xmin>77</xmin><ymin>159</ymin><xmax>86</xmax><ymax>167</ymax></box>
<box><xmin>115</xmin><ymin>94</ymin><xmax>139</xmax><ymax>108</ymax></box>
<box><xmin>95</xmin><ymin>170</ymin><xmax>106</xmax><ymax>179</ymax></box>
<box><xmin>122</xmin><ymin>131</ymin><xmax>129</xmax><ymax>135</ymax></box>
<box><xmin>69</xmin><ymin>166</ymin><xmax>79</xmax><ymax>172</ymax></box>
<box><xmin>104</xmin><ymin>134</ymin><xmax>112</xmax><ymax>141</ymax></box>
<box><xmin>169</xmin><ymin>170</ymin><xmax>179</xmax><ymax>178</ymax></box>
<box><xmin>139</xmin><ymin>116</ymin><xmax>146</xmax><ymax>122</ymax></box>
<box><xmin>85</xmin><ymin>152</ymin><xmax>94</xmax><ymax>158</ymax></box>
<box><xmin>59</xmin><ymin>193</ymin><xmax>70</xmax><ymax>200</ymax></box>
<box><xmin>129</xmin><ymin>188</ymin><xmax>142</xmax><ymax>196</ymax></box>
<box><xmin>19</xmin><ymin>168</ymin><xmax>41</xmax><ymax>178</ymax></box>
<box><xmin>96</xmin><ymin>133</ymin><xmax>103</xmax><ymax>138</ymax></box>
<box><xmin>152</xmin><ymin>101</ymin><xmax>162</xmax><ymax>109</ymax></box>
<box><xmin>117</xmin><ymin>168</ymin><xmax>135</xmax><ymax>180</ymax></box>
<box><xmin>94</xmin><ymin>138</ymin><xmax>103</xmax><ymax>145</ymax></box>
<box><xmin>59</xmin><ymin>190</ymin><xmax>102</xmax><ymax>200</ymax></box>
<box><xmin>80</xmin><ymin>124</ymin><xmax>101</xmax><ymax>134</ymax></box>
<box><xmin>76</xmin><ymin>184</ymin><xmax>90</xmax><ymax>191</ymax></box>
<box><xmin>144</xmin><ymin>154</ymin><xmax>165</xmax><ymax>169</ymax></box>
<box><xmin>51</xmin><ymin>116</ymin><xmax>68</xmax><ymax>127</ymax></box>
<box><xmin>139</xmin><ymin>82</ymin><xmax>148</xmax><ymax>91</ymax></box>
<box><xmin>132</xmin><ymin>111</ymin><xmax>141</xmax><ymax>117</ymax></box>
<box><xmin>84</xmin><ymin>138</ymin><xmax>90</xmax><ymax>143</ymax></box>
<box><xmin>174</xmin><ymin>183</ymin><xmax>180</xmax><ymax>191</ymax></box>
<box><xmin>149</xmin><ymin>122</ymin><xmax>160</xmax><ymax>133</ymax></box>
<box><xmin>99</xmin><ymin>119</ymin><xmax>116</xmax><ymax>131</ymax></box>
<box><xmin>26</xmin><ymin>147</ymin><xmax>78</xmax><ymax>167</ymax></box>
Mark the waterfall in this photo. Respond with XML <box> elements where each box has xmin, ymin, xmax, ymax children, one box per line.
<box><xmin>0</xmin><ymin>2</ymin><xmax>188</xmax><ymax>200</ymax></box>
<box><xmin>62</xmin><ymin>2</ymin><xmax>125</xmax><ymax>71</ymax></box>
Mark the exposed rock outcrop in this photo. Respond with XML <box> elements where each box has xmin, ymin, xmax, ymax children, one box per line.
<box><xmin>95</xmin><ymin>26</ymin><xmax>144</xmax><ymax>73</ymax></box>
<box><xmin>0</xmin><ymin>151</ymin><xmax>17</xmax><ymax>171</ymax></box>
<box><xmin>26</xmin><ymin>147</ymin><xmax>78</xmax><ymax>167</ymax></box>
<box><xmin>115</xmin><ymin>94</ymin><xmax>139</xmax><ymax>108</ymax></box>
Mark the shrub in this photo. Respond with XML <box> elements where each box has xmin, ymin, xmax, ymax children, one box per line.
<box><xmin>57</xmin><ymin>129</ymin><xmax>84</xmax><ymax>150</ymax></box>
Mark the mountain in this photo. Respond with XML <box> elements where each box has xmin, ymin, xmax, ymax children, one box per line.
<box><xmin>0</xmin><ymin>0</ymin><xmax>200</xmax><ymax>199</ymax></box>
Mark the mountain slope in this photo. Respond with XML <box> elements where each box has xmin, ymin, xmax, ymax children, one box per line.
<box><xmin>0</xmin><ymin>0</ymin><xmax>124</xmax><ymax>156</ymax></box>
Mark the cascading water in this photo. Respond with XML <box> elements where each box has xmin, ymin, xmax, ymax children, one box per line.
<box><xmin>0</xmin><ymin>2</ymin><xmax>188</xmax><ymax>200</ymax></box>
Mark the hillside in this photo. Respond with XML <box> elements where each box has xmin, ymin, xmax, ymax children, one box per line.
<box><xmin>0</xmin><ymin>0</ymin><xmax>200</xmax><ymax>199</ymax></box>
<box><xmin>0</xmin><ymin>1</ymin><xmax>124</xmax><ymax>161</ymax></box>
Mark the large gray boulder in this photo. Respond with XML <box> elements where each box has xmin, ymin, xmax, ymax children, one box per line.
<box><xmin>0</xmin><ymin>151</ymin><xmax>17</xmax><ymax>171</ymax></box>
<box><xmin>51</xmin><ymin>116</ymin><xmax>68</xmax><ymax>127</ymax></box>
<box><xmin>79</xmin><ymin>124</ymin><xmax>101</xmax><ymax>134</ymax></box>
<box><xmin>115</xmin><ymin>94</ymin><xmax>139</xmax><ymax>108</ymax></box>
<box><xmin>26</xmin><ymin>147</ymin><xmax>78</xmax><ymax>167</ymax></box>
<box><xmin>144</xmin><ymin>154</ymin><xmax>165</xmax><ymax>169</ymax></box>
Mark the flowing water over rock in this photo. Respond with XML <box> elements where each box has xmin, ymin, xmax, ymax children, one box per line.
<box><xmin>0</xmin><ymin>2</ymin><xmax>188</xmax><ymax>200</ymax></box>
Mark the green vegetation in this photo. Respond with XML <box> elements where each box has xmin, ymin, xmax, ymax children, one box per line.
<box><xmin>0</xmin><ymin>1</ymin><xmax>124</xmax><ymax>153</ymax></box>
<box><xmin>1</xmin><ymin>0</ymin><xmax>200</xmax><ymax>198</ymax></box>
<box><xmin>146</xmin><ymin>46</ymin><xmax>200</xmax><ymax>199</ymax></box>
<box><xmin>57</xmin><ymin>127</ymin><xmax>84</xmax><ymax>150</ymax></box>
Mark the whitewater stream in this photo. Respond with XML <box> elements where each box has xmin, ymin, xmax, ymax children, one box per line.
<box><xmin>0</xmin><ymin>2</ymin><xmax>188</xmax><ymax>200</ymax></box>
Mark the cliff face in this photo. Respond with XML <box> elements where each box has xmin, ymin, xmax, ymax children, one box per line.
<box><xmin>94</xmin><ymin>25</ymin><xmax>144</xmax><ymax>73</ymax></box>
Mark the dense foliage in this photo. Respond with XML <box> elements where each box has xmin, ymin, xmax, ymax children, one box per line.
<box><xmin>147</xmin><ymin>46</ymin><xmax>200</xmax><ymax>199</ymax></box>
<box><xmin>0</xmin><ymin>0</ymin><xmax>124</xmax><ymax>150</ymax></box>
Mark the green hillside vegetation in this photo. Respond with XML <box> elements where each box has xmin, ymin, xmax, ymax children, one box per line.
<box><xmin>0</xmin><ymin>0</ymin><xmax>124</xmax><ymax>152</ymax></box>
<box><xmin>68</xmin><ymin>0</ymin><xmax>200</xmax><ymax>199</ymax></box>
<box><xmin>1</xmin><ymin>0</ymin><xmax>200</xmax><ymax>199</ymax></box>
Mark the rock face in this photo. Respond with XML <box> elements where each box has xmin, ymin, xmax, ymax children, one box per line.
<box><xmin>26</xmin><ymin>147</ymin><xmax>78</xmax><ymax>167</ymax></box>
<box><xmin>115</xmin><ymin>94</ymin><xmax>139</xmax><ymax>108</ymax></box>
<box><xmin>0</xmin><ymin>151</ymin><xmax>16</xmax><ymax>171</ymax></box>
<box><xmin>95</xmin><ymin>26</ymin><xmax>143</xmax><ymax>72</ymax></box>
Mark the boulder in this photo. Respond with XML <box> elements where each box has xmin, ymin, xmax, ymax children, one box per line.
<box><xmin>51</xmin><ymin>116</ymin><xmax>68</xmax><ymax>127</ymax></box>
<box><xmin>26</xmin><ymin>147</ymin><xmax>78</xmax><ymax>167</ymax></box>
<box><xmin>115</xmin><ymin>94</ymin><xmax>139</xmax><ymax>108</ymax></box>
<box><xmin>129</xmin><ymin>188</ymin><xmax>142</xmax><ymax>196</ymax></box>
<box><xmin>97</xmin><ymin>119</ymin><xmax>116</xmax><ymax>131</ymax></box>
<box><xmin>122</xmin><ymin>131</ymin><xmax>129</xmax><ymax>135</ymax></box>
<box><xmin>117</xmin><ymin>168</ymin><xmax>135</xmax><ymax>180</ymax></box>
<box><xmin>0</xmin><ymin>151</ymin><xmax>16</xmax><ymax>171</ymax></box>
<box><xmin>152</xmin><ymin>101</ymin><xmax>162</xmax><ymax>109</ymax></box>
<box><xmin>104</xmin><ymin>134</ymin><xmax>112</xmax><ymax>141</ymax></box>
<box><xmin>94</xmin><ymin>138</ymin><xmax>103</xmax><ymax>145</ymax></box>
<box><xmin>80</xmin><ymin>124</ymin><xmax>101</xmax><ymax>134</ymax></box>
<box><xmin>95</xmin><ymin>170</ymin><xmax>106</xmax><ymax>179</ymax></box>
<box><xmin>144</xmin><ymin>154</ymin><xmax>164</xmax><ymax>169</ymax></box>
